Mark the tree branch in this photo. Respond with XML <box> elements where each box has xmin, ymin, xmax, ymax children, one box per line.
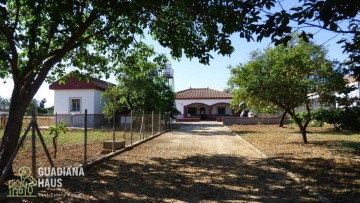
<box><xmin>0</xmin><ymin>25</ymin><xmax>19</xmax><ymax>80</ymax></box>
<box><xmin>45</xmin><ymin>20</ymin><xmax>115</xmax><ymax>59</ymax></box>
<box><xmin>304</xmin><ymin>100</ymin><xmax>311</xmax><ymax>129</ymax></box>
<box><xmin>13</xmin><ymin>0</ymin><xmax>20</xmax><ymax>31</ymax></box>
<box><xmin>32</xmin><ymin>10</ymin><xmax>100</xmax><ymax>96</ymax></box>
<box><xmin>260</xmin><ymin>8</ymin><xmax>359</xmax><ymax>35</ymax></box>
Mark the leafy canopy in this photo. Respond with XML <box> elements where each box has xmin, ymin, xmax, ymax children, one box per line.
<box><xmin>102</xmin><ymin>43</ymin><xmax>178</xmax><ymax>119</ymax></box>
<box><xmin>228</xmin><ymin>38</ymin><xmax>346</xmax><ymax>143</ymax></box>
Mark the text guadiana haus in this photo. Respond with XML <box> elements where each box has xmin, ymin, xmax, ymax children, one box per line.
<box><xmin>37</xmin><ymin>167</ymin><xmax>85</xmax><ymax>188</ymax></box>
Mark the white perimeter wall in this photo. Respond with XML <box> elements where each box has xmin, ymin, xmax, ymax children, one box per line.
<box><xmin>54</xmin><ymin>89</ymin><xmax>105</xmax><ymax>114</ymax></box>
<box><xmin>175</xmin><ymin>99</ymin><xmax>232</xmax><ymax>114</ymax></box>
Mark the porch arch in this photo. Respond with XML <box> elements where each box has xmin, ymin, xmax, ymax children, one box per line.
<box><xmin>184</xmin><ymin>103</ymin><xmax>210</xmax><ymax>119</ymax></box>
<box><xmin>211</xmin><ymin>102</ymin><xmax>233</xmax><ymax>116</ymax></box>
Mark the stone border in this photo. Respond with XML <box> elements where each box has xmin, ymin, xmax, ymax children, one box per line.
<box><xmin>224</xmin><ymin>125</ymin><xmax>332</xmax><ymax>203</ymax></box>
<box><xmin>80</xmin><ymin>128</ymin><xmax>173</xmax><ymax>170</ymax></box>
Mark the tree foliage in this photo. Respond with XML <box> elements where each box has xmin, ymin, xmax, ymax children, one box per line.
<box><xmin>102</xmin><ymin>43</ymin><xmax>178</xmax><ymax>119</ymax></box>
<box><xmin>25</xmin><ymin>98</ymin><xmax>48</xmax><ymax>114</ymax></box>
<box><xmin>0</xmin><ymin>96</ymin><xmax>9</xmax><ymax>111</ymax></box>
<box><xmin>228</xmin><ymin>38</ymin><xmax>346</xmax><ymax>143</ymax></box>
<box><xmin>256</xmin><ymin>0</ymin><xmax>360</xmax><ymax>78</ymax></box>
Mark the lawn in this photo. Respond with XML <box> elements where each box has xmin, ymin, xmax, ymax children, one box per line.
<box><xmin>0</xmin><ymin>126</ymin><xmax>149</xmax><ymax>175</ymax></box>
<box><xmin>227</xmin><ymin>124</ymin><xmax>360</xmax><ymax>203</ymax></box>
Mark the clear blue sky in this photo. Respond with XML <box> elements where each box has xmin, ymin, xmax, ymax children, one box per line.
<box><xmin>0</xmin><ymin>3</ymin><xmax>350</xmax><ymax>108</ymax></box>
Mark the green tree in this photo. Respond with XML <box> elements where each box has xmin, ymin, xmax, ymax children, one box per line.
<box><xmin>256</xmin><ymin>0</ymin><xmax>360</xmax><ymax>77</ymax></box>
<box><xmin>102</xmin><ymin>43</ymin><xmax>178</xmax><ymax>119</ymax></box>
<box><xmin>25</xmin><ymin>99</ymin><xmax>38</xmax><ymax>114</ymax></box>
<box><xmin>228</xmin><ymin>39</ymin><xmax>346</xmax><ymax>143</ymax></box>
<box><xmin>0</xmin><ymin>96</ymin><xmax>10</xmax><ymax>111</ymax></box>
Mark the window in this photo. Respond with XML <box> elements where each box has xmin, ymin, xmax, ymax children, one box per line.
<box><xmin>218</xmin><ymin>107</ymin><xmax>225</xmax><ymax>115</ymax></box>
<box><xmin>70</xmin><ymin>98</ymin><xmax>81</xmax><ymax>112</ymax></box>
<box><xmin>188</xmin><ymin>107</ymin><xmax>197</xmax><ymax>115</ymax></box>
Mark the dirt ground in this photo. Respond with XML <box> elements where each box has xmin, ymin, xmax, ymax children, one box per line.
<box><xmin>227</xmin><ymin>124</ymin><xmax>360</xmax><ymax>203</ymax></box>
<box><xmin>29</xmin><ymin>122</ymin><xmax>320</xmax><ymax>202</ymax></box>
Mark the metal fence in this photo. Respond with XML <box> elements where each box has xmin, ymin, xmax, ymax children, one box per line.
<box><xmin>0</xmin><ymin>110</ymin><xmax>172</xmax><ymax>178</ymax></box>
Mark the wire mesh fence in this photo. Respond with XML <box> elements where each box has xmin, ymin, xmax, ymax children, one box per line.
<box><xmin>0</xmin><ymin>110</ymin><xmax>172</xmax><ymax>176</ymax></box>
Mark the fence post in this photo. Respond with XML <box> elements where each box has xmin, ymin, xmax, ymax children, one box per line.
<box><xmin>84</xmin><ymin>109</ymin><xmax>87</xmax><ymax>164</ymax></box>
<box><xmin>141</xmin><ymin>111</ymin><xmax>144</xmax><ymax>140</ymax></box>
<box><xmin>31</xmin><ymin>107</ymin><xmax>36</xmax><ymax>178</ymax></box>
<box><xmin>159</xmin><ymin>112</ymin><xmax>161</xmax><ymax>133</ymax></box>
<box><xmin>166</xmin><ymin>112</ymin><xmax>168</xmax><ymax>129</ymax></box>
<box><xmin>55</xmin><ymin>112</ymin><xmax>58</xmax><ymax>124</ymax></box>
<box><xmin>130</xmin><ymin>111</ymin><xmax>133</xmax><ymax>145</ymax></box>
<box><xmin>168</xmin><ymin>112</ymin><xmax>170</xmax><ymax>129</ymax></box>
<box><xmin>112</xmin><ymin>111</ymin><xmax>115</xmax><ymax>152</ymax></box>
<box><xmin>152</xmin><ymin>111</ymin><xmax>154</xmax><ymax>136</ymax></box>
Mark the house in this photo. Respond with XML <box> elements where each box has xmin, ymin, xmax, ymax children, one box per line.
<box><xmin>296</xmin><ymin>76</ymin><xmax>360</xmax><ymax>112</ymax></box>
<box><xmin>49</xmin><ymin>76</ymin><xmax>114</xmax><ymax>127</ymax></box>
<box><xmin>336</xmin><ymin>76</ymin><xmax>360</xmax><ymax>108</ymax></box>
<box><xmin>175</xmin><ymin>88</ymin><xmax>234</xmax><ymax>121</ymax></box>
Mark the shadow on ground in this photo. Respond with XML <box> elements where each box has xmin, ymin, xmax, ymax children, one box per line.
<box><xmin>38</xmin><ymin>154</ymin><xmax>318</xmax><ymax>202</ymax></box>
<box><xmin>271</xmin><ymin>156</ymin><xmax>360</xmax><ymax>203</ymax></box>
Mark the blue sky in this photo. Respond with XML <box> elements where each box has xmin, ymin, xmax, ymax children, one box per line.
<box><xmin>0</xmin><ymin>4</ymin><xmax>350</xmax><ymax>108</ymax></box>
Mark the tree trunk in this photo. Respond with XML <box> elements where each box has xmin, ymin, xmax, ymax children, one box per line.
<box><xmin>0</xmin><ymin>84</ymin><xmax>34</xmax><ymax>180</ymax></box>
<box><xmin>279</xmin><ymin>111</ymin><xmax>287</xmax><ymax>127</ymax></box>
<box><xmin>295</xmin><ymin>119</ymin><xmax>308</xmax><ymax>144</ymax></box>
<box><xmin>286</xmin><ymin>110</ymin><xmax>308</xmax><ymax>144</ymax></box>
<box><xmin>301</xmin><ymin>128</ymin><xmax>308</xmax><ymax>144</ymax></box>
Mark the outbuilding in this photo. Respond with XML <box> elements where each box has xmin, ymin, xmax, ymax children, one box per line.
<box><xmin>49</xmin><ymin>76</ymin><xmax>113</xmax><ymax>127</ymax></box>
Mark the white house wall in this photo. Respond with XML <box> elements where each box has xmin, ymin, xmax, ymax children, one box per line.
<box><xmin>54</xmin><ymin>89</ymin><xmax>101</xmax><ymax>114</ymax></box>
<box><xmin>175</xmin><ymin>99</ymin><xmax>232</xmax><ymax>114</ymax></box>
<box><xmin>93</xmin><ymin>90</ymin><xmax>104</xmax><ymax>114</ymax></box>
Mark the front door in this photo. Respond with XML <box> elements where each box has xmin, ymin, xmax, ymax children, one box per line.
<box><xmin>200</xmin><ymin>107</ymin><xmax>206</xmax><ymax>120</ymax></box>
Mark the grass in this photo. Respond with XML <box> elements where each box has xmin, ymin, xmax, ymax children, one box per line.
<box><xmin>3</xmin><ymin>125</ymin><xmax>155</xmax><ymax>175</ymax></box>
<box><xmin>227</xmin><ymin>124</ymin><xmax>360</xmax><ymax>202</ymax></box>
<box><xmin>0</xmin><ymin>127</ymin><xmax>145</xmax><ymax>150</ymax></box>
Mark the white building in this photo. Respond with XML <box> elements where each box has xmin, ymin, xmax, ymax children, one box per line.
<box><xmin>175</xmin><ymin>88</ymin><xmax>234</xmax><ymax>120</ymax></box>
<box><xmin>49</xmin><ymin>76</ymin><xmax>113</xmax><ymax>127</ymax></box>
<box><xmin>337</xmin><ymin>76</ymin><xmax>360</xmax><ymax>107</ymax></box>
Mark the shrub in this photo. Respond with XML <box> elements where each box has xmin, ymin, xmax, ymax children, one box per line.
<box><xmin>49</xmin><ymin>121</ymin><xmax>67</xmax><ymax>159</ymax></box>
<box><xmin>312</xmin><ymin>107</ymin><xmax>360</xmax><ymax>132</ymax></box>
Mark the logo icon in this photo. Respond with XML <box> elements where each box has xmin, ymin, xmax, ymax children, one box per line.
<box><xmin>8</xmin><ymin>167</ymin><xmax>37</xmax><ymax>197</ymax></box>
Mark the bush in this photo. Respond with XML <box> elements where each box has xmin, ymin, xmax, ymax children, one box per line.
<box><xmin>312</xmin><ymin>109</ymin><xmax>342</xmax><ymax>130</ymax></box>
<box><xmin>312</xmin><ymin>107</ymin><xmax>360</xmax><ymax>132</ymax></box>
<box><xmin>293</xmin><ymin>111</ymin><xmax>311</xmax><ymax>126</ymax></box>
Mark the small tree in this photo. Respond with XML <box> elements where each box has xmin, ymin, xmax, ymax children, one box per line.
<box><xmin>48</xmin><ymin>121</ymin><xmax>67</xmax><ymax>159</ymax></box>
<box><xmin>228</xmin><ymin>38</ymin><xmax>346</xmax><ymax>143</ymax></box>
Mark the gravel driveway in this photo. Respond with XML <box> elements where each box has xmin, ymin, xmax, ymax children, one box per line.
<box><xmin>41</xmin><ymin>122</ymin><xmax>319</xmax><ymax>202</ymax></box>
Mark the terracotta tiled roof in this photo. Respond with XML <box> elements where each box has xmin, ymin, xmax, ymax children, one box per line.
<box><xmin>49</xmin><ymin>76</ymin><xmax>114</xmax><ymax>91</ymax></box>
<box><xmin>176</xmin><ymin>88</ymin><xmax>232</xmax><ymax>99</ymax></box>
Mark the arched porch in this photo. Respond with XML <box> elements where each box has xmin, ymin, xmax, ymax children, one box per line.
<box><xmin>184</xmin><ymin>102</ymin><xmax>234</xmax><ymax>120</ymax></box>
